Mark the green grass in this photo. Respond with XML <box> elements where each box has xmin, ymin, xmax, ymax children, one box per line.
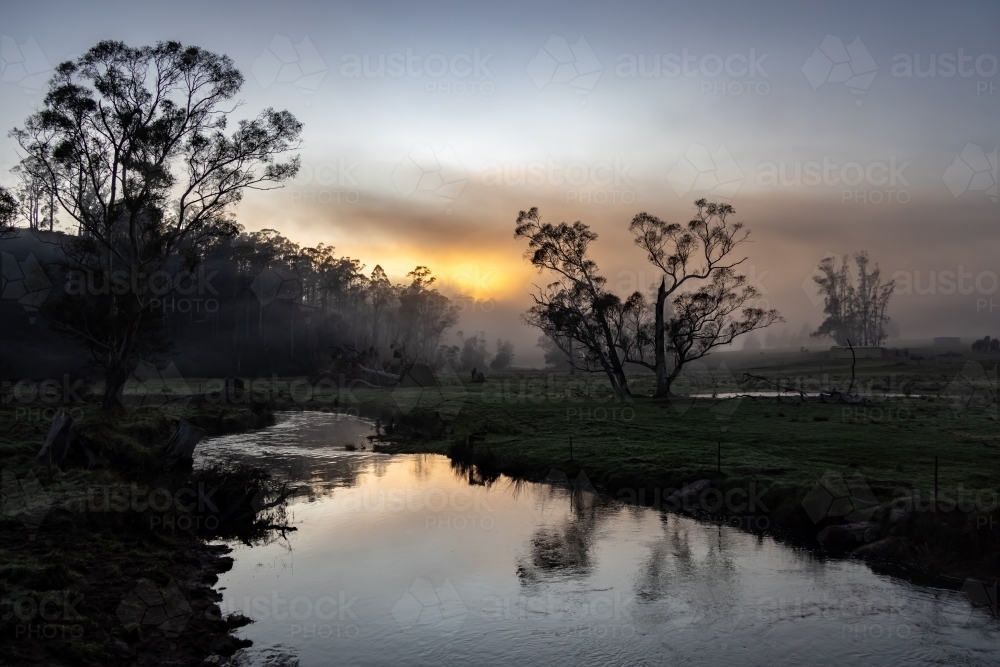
<box><xmin>363</xmin><ymin>355</ymin><xmax>999</xmax><ymax>501</ymax></box>
<box><xmin>355</xmin><ymin>352</ymin><xmax>999</xmax><ymax>581</ymax></box>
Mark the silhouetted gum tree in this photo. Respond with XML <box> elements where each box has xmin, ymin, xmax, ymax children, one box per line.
<box><xmin>0</xmin><ymin>186</ymin><xmax>16</xmax><ymax>238</ymax></box>
<box><xmin>13</xmin><ymin>157</ymin><xmax>57</xmax><ymax>231</ymax></box>
<box><xmin>810</xmin><ymin>252</ymin><xmax>894</xmax><ymax>346</ymax></box>
<box><xmin>11</xmin><ymin>40</ymin><xmax>302</xmax><ymax>414</ymax></box>
<box><xmin>659</xmin><ymin>268</ymin><xmax>782</xmax><ymax>390</ymax></box>
<box><xmin>517</xmin><ymin>203</ymin><xmax>781</xmax><ymax>401</ymax></box>
<box><xmin>515</xmin><ymin>207</ymin><xmax>633</xmax><ymax>398</ymax></box>
<box><xmin>629</xmin><ymin>199</ymin><xmax>755</xmax><ymax>397</ymax></box>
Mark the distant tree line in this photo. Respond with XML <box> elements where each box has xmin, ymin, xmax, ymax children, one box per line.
<box><xmin>447</xmin><ymin>331</ymin><xmax>515</xmax><ymax>372</ymax></box>
<box><xmin>971</xmin><ymin>336</ymin><xmax>1000</xmax><ymax>352</ymax></box>
<box><xmin>1</xmin><ymin>40</ymin><xmax>479</xmax><ymax>413</ymax></box>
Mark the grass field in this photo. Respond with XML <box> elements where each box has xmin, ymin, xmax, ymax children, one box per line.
<box><xmin>374</xmin><ymin>348</ymin><xmax>998</xmax><ymax>496</ymax></box>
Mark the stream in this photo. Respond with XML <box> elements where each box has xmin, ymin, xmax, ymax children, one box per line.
<box><xmin>195</xmin><ymin>411</ymin><xmax>997</xmax><ymax>666</ymax></box>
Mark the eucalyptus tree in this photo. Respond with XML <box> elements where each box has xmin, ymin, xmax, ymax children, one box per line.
<box><xmin>516</xmin><ymin>203</ymin><xmax>781</xmax><ymax>400</ymax></box>
<box><xmin>0</xmin><ymin>186</ymin><xmax>16</xmax><ymax>238</ymax></box>
<box><xmin>11</xmin><ymin>40</ymin><xmax>302</xmax><ymax>413</ymax></box>
<box><xmin>516</xmin><ymin>207</ymin><xmax>634</xmax><ymax>397</ymax></box>
<box><xmin>811</xmin><ymin>251</ymin><xmax>894</xmax><ymax>346</ymax></box>
<box><xmin>629</xmin><ymin>199</ymin><xmax>763</xmax><ymax>397</ymax></box>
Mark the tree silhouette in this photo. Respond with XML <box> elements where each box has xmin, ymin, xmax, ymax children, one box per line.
<box><xmin>0</xmin><ymin>186</ymin><xmax>16</xmax><ymax>239</ymax></box>
<box><xmin>629</xmin><ymin>200</ymin><xmax>756</xmax><ymax>396</ymax></box>
<box><xmin>810</xmin><ymin>252</ymin><xmax>894</xmax><ymax>346</ymax></box>
<box><xmin>11</xmin><ymin>41</ymin><xmax>302</xmax><ymax>414</ymax></box>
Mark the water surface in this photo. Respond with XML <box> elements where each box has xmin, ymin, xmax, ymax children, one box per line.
<box><xmin>197</xmin><ymin>412</ymin><xmax>997</xmax><ymax>666</ymax></box>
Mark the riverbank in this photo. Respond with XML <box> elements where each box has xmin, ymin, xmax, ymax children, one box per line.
<box><xmin>354</xmin><ymin>364</ymin><xmax>999</xmax><ymax>587</ymax></box>
<box><xmin>0</xmin><ymin>403</ymin><xmax>275</xmax><ymax>666</ymax></box>
<box><xmin>5</xmin><ymin>356</ymin><xmax>994</xmax><ymax>665</ymax></box>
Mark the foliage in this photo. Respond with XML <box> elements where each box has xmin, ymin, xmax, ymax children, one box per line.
<box><xmin>0</xmin><ymin>185</ymin><xmax>16</xmax><ymax>238</ymax></box>
<box><xmin>971</xmin><ymin>336</ymin><xmax>1000</xmax><ymax>352</ymax></box>
<box><xmin>490</xmin><ymin>339</ymin><xmax>515</xmax><ymax>370</ymax></box>
<box><xmin>457</xmin><ymin>331</ymin><xmax>491</xmax><ymax>370</ymax></box>
<box><xmin>536</xmin><ymin>334</ymin><xmax>575</xmax><ymax>371</ymax></box>
<box><xmin>12</xmin><ymin>157</ymin><xmax>56</xmax><ymax>231</ymax></box>
<box><xmin>516</xmin><ymin>203</ymin><xmax>780</xmax><ymax>399</ymax></box>
<box><xmin>10</xmin><ymin>40</ymin><xmax>303</xmax><ymax>412</ymax></box>
<box><xmin>516</xmin><ymin>207</ymin><xmax>634</xmax><ymax>397</ymax></box>
<box><xmin>810</xmin><ymin>252</ymin><xmax>895</xmax><ymax>346</ymax></box>
<box><xmin>629</xmin><ymin>199</ymin><xmax>769</xmax><ymax>396</ymax></box>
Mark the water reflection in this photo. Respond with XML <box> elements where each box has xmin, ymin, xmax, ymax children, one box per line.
<box><xmin>199</xmin><ymin>413</ymin><xmax>997</xmax><ymax>667</ymax></box>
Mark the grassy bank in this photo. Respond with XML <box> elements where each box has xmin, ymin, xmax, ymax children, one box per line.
<box><xmin>359</xmin><ymin>351</ymin><xmax>999</xmax><ymax>584</ymax></box>
<box><xmin>0</xmin><ymin>403</ymin><xmax>276</xmax><ymax>667</ymax></box>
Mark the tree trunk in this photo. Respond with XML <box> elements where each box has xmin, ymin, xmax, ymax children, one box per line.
<box><xmin>653</xmin><ymin>278</ymin><xmax>669</xmax><ymax>397</ymax></box>
<box><xmin>102</xmin><ymin>363</ymin><xmax>130</xmax><ymax>415</ymax></box>
<box><xmin>615</xmin><ymin>370</ymin><xmax>631</xmax><ymax>398</ymax></box>
<box><xmin>596</xmin><ymin>318</ymin><xmax>631</xmax><ymax>399</ymax></box>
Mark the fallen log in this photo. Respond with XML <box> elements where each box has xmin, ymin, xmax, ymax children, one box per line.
<box><xmin>740</xmin><ymin>373</ymin><xmax>870</xmax><ymax>404</ymax></box>
<box><xmin>739</xmin><ymin>373</ymin><xmax>808</xmax><ymax>399</ymax></box>
<box><xmin>354</xmin><ymin>364</ymin><xmax>400</xmax><ymax>385</ymax></box>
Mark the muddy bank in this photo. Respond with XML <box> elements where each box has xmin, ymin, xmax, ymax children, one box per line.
<box><xmin>0</xmin><ymin>404</ymin><xmax>281</xmax><ymax>666</ymax></box>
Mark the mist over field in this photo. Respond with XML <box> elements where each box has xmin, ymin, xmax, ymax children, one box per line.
<box><xmin>1</xmin><ymin>0</ymin><xmax>997</xmax><ymax>369</ymax></box>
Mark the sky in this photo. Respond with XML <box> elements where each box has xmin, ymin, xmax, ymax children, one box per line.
<box><xmin>1</xmin><ymin>0</ymin><xmax>997</xmax><ymax>365</ymax></box>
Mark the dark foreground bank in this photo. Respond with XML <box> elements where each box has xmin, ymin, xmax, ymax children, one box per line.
<box><xmin>1</xmin><ymin>404</ymin><xmax>278</xmax><ymax>666</ymax></box>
